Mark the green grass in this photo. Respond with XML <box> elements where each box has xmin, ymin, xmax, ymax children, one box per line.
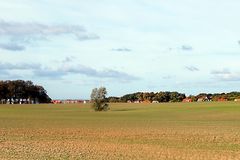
<box><xmin>0</xmin><ymin>102</ymin><xmax>239</xmax><ymax>128</ymax></box>
<box><xmin>0</xmin><ymin>102</ymin><xmax>240</xmax><ymax>159</ymax></box>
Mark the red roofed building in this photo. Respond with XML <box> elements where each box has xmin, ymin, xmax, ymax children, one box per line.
<box><xmin>217</xmin><ymin>98</ymin><xmax>227</xmax><ymax>102</ymax></box>
<box><xmin>182</xmin><ymin>98</ymin><xmax>192</xmax><ymax>102</ymax></box>
<box><xmin>52</xmin><ymin>100</ymin><xmax>62</xmax><ymax>104</ymax></box>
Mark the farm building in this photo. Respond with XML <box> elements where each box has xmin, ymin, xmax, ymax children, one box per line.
<box><xmin>217</xmin><ymin>98</ymin><xmax>227</xmax><ymax>102</ymax></box>
<box><xmin>143</xmin><ymin>100</ymin><xmax>151</xmax><ymax>103</ymax></box>
<box><xmin>152</xmin><ymin>101</ymin><xmax>159</xmax><ymax>103</ymax></box>
<box><xmin>0</xmin><ymin>98</ymin><xmax>40</xmax><ymax>104</ymax></box>
<box><xmin>134</xmin><ymin>100</ymin><xmax>140</xmax><ymax>103</ymax></box>
<box><xmin>182</xmin><ymin>98</ymin><xmax>192</xmax><ymax>102</ymax></box>
<box><xmin>52</xmin><ymin>100</ymin><xmax>62</xmax><ymax>104</ymax></box>
<box><xmin>83</xmin><ymin>100</ymin><xmax>89</xmax><ymax>104</ymax></box>
<box><xmin>197</xmin><ymin>97</ymin><xmax>210</xmax><ymax>102</ymax></box>
<box><xmin>62</xmin><ymin>100</ymin><xmax>84</xmax><ymax>104</ymax></box>
<box><xmin>52</xmin><ymin>99</ymin><xmax>87</xmax><ymax>104</ymax></box>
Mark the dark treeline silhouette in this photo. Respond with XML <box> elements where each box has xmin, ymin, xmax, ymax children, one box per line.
<box><xmin>107</xmin><ymin>91</ymin><xmax>240</xmax><ymax>103</ymax></box>
<box><xmin>0</xmin><ymin>80</ymin><xmax>51</xmax><ymax>104</ymax></box>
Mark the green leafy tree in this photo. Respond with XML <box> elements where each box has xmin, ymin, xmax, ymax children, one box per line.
<box><xmin>0</xmin><ymin>80</ymin><xmax>51</xmax><ymax>104</ymax></box>
<box><xmin>90</xmin><ymin>87</ymin><xmax>109</xmax><ymax>111</ymax></box>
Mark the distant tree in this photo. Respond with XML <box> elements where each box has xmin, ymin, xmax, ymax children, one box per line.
<box><xmin>35</xmin><ymin>85</ymin><xmax>52</xmax><ymax>103</ymax></box>
<box><xmin>120</xmin><ymin>93</ymin><xmax>138</xmax><ymax>102</ymax></box>
<box><xmin>155</xmin><ymin>92</ymin><xmax>168</xmax><ymax>102</ymax></box>
<box><xmin>226</xmin><ymin>92</ymin><xmax>240</xmax><ymax>101</ymax></box>
<box><xmin>143</xmin><ymin>92</ymin><xmax>155</xmax><ymax>102</ymax></box>
<box><xmin>136</xmin><ymin>92</ymin><xmax>144</xmax><ymax>102</ymax></box>
<box><xmin>90</xmin><ymin>87</ymin><xmax>109</xmax><ymax>111</ymax></box>
<box><xmin>169</xmin><ymin>92</ymin><xmax>186</xmax><ymax>102</ymax></box>
<box><xmin>0</xmin><ymin>81</ymin><xmax>7</xmax><ymax>104</ymax></box>
<box><xmin>107</xmin><ymin>97</ymin><xmax>120</xmax><ymax>103</ymax></box>
<box><xmin>188</xmin><ymin>95</ymin><xmax>197</xmax><ymax>102</ymax></box>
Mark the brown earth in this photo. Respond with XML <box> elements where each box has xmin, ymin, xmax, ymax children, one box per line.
<box><xmin>0</xmin><ymin>127</ymin><xmax>239</xmax><ymax>160</ymax></box>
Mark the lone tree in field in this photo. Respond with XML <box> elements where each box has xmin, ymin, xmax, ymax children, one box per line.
<box><xmin>90</xmin><ymin>87</ymin><xmax>109</xmax><ymax>111</ymax></box>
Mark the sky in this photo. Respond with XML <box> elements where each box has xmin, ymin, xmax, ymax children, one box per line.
<box><xmin>0</xmin><ymin>0</ymin><xmax>240</xmax><ymax>99</ymax></box>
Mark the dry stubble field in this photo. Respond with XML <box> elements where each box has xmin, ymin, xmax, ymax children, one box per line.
<box><xmin>0</xmin><ymin>102</ymin><xmax>240</xmax><ymax>160</ymax></box>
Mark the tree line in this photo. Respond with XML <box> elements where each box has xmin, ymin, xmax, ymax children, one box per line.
<box><xmin>107</xmin><ymin>92</ymin><xmax>186</xmax><ymax>103</ymax></box>
<box><xmin>188</xmin><ymin>92</ymin><xmax>240</xmax><ymax>102</ymax></box>
<box><xmin>106</xmin><ymin>91</ymin><xmax>240</xmax><ymax>103</ymax></box>
<box><xmin>0</xmin><ymin>80</ymin><xmax>51</xmax><ymax>104</ymax></box>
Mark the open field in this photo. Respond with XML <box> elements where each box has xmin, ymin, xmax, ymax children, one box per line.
<box><xmin>0</xmin><ymin>102</ymin><xmax>240</xmax><ymax>160</ymax></box>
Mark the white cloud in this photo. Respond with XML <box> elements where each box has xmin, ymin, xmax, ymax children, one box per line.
<box><xmin>0</xmin><ymin>61</ymin><xmax>139</xmax><ymax>82</ymax></box>
<box><xmin>185</xmin><ymin>66</ymin><xmax>199</xmax><ymax>72</ymax></box>
<box><xmin>181</xmin><ymin>45</ymin><xmax>193</xmax><ymax>51</ymax></box>
<box><xmin>112</xmin><ymin>48</ymin><xmax>132</xmax><ymax>52</ymax></box>
<box><xmin>0</xmin><ymin>20</ymin><xmax>99</xmax><ymax>51</ymax></box>
<box><xmin>0</xmin><ymin>43</ymin><xmax>25</xmax><ymax>51</ymax></box>
<box><xmin>211</xmin><ymin>69</ymin><xmax>240</xmax><ymax>81</ymax></box>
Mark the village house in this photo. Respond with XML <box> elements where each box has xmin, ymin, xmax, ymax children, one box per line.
<box><xmin>234</xmin><ymin>99</ymin><xmax>240</xmax><ymax>102</ymax></box>
<box><xmin>134</xmin><ymin>100</ymin><xmax>140</xmax><ymax>103</ymax></box>
<box><xmin>127</xmin><ymin>100</ymin><xmax>132</xmax><ymax>103</ymax></box>
<box><xmin>197</xmin><ymin>96</ymin><xmax>210</xmax><ymax>102</ymax></box>
<box><xmin>83</xmin><ymin>100</ymin><xmax>89</xmax><ymax>104</ymax></box>
<box><xmin>143</xmin><ymin>100</ymin><xmax>151</xmax><ymax>103</ymax></box>
<box><xmin>217</xmin><ymin>98</ymin><xmax>227</xmax><ymax>102</ymax></box>
<box><xmin>52</xmin><ymin>99</ymin><xmax>88</xmax><ymax>104</ymax></box>
<box><xmin>52</xmin><ymin>100</ymin><xmax>62</xmax><ymax>104</ymax></box>
<box><xmin>62</xmin><ymin>100</ymin><xmax>84</xmax><ymax>104</ymax></box>
<box><xmin>152</xmin><ymin>101</ymin><xmax>159</xmax><ymax>103</ymax></box>
<box><xmin>4</xmin><ymin>98</ymin><xmax>39</xmax><ymax>104</ymax></box>
<box><xmin>182</xmin><ymin>98</ymin><xmax>192</xmax><ymax>102</ymax></box>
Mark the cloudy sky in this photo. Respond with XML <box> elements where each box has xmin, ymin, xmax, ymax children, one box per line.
<box><xmin>1</xmin><ymin>0</ymin><xmax>240</xmax><ymax>99</ymax></box>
